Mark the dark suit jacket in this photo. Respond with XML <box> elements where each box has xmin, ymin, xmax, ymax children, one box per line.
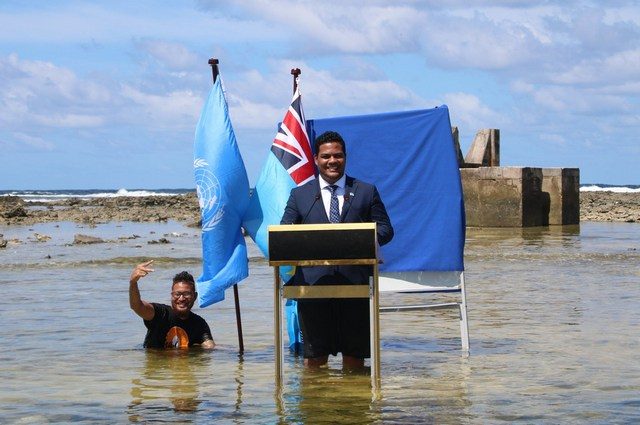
<box><xmin>280</xmin><ymin>175</ymin><xmax>394</xmax><ymax>285</ymax></box>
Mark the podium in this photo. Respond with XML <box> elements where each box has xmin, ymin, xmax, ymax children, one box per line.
<box><xmin>268</xmin><ymin>223</ymin><xmax>381</xmax><ymax>389</ymax></box>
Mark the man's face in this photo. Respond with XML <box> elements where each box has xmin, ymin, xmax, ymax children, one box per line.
<box><xmin>314</xmin><ymin>141</ymin><xmax>346</xmax><ymax>184</ymax></box>
<box><xmin>171</xmin><ymin>281</ymin><xmax>196</xmax><ymax>317</ymax></box>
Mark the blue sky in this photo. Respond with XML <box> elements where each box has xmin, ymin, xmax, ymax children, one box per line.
<box><xmin>1</xmin><ymin>0</ymin><xmax>639</xmax><ymax>189</ymax></box>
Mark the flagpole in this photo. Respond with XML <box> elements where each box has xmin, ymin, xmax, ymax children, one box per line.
<box><xmin>208</xmin><ymin>57</ymin><xmax>245</xmax><ymax>355</ymax></box>
<box><xmin>208</xmin><ymin>58</ymin><xmax>220</xmax><ymax>83</ymax></box>
<box><xmin>291</xmin><ymin>68</ymin><xmax>301</xmax><ymax>93</ymax></box>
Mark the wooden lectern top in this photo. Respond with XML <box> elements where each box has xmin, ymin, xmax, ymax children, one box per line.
<box><xmin>268</xmin><ymin>223</ymin><xmax>378</xmax><ymax>266</ymax></box>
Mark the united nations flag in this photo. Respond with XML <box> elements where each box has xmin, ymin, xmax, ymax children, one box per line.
<box><xmin>193</xmin><ymin>76</ymin><xmax>250</xmax><ymax>307</ymax></box>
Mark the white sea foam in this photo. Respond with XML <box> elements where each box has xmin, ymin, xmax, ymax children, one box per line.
<box><xmin>1</xmin><ymin>188</ymin><xmax>189</xmax><ymax>202</ymax></box>
<box><xmin>580</xmin><ymin>185</ymin><xmax>640</xmax><ymax>193</ymax></box>
<box><xmin>90</xmin><ymin>188</ymin><xmax>179</xmax><ymax>198</ymax></box>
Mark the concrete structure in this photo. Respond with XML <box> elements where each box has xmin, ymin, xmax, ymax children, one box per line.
<box><xmin>460</xmin><ymin>166</ymin><xmax>580</xmax><ymax>227</ymax></box>
<box><xmin>541</xmin><ymin>168</ymin><xmax>580</xmax><ymax>225</ymax></box>
<box><xmin>455</xmin><ymin>127</ymin><xmax>580</xmax><ymax>227</ymax></box>
<box><xmin>461</xmin><ymin>167</ymin><xmax>543</xmax><ymax>227</ymax></box>
<box><xmin>464</xmin><ymin>129</ymin><xmax>500</xmax><ymax>167</ymax></box>
<box><xmin>451</xmin><ymin>127</ymin><xmax>465</xmax><ymax>167</ymax></box>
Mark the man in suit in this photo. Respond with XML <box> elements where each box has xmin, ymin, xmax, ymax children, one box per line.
<box><xmin>281</xmin><ymin>130</ymin><xmax>394</xmax><ymax>368</ymax></box>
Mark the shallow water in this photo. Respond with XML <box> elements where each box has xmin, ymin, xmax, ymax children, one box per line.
<box><xmin>1</xmin><ymin>221</ymin><xmax>639</xmax><ymax>423</ymax></box>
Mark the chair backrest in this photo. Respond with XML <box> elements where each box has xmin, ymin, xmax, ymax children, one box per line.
<box><xmin>308</xmin><ymin>106</ymin><xmax>466</xmax><ymax>285</ymax></box>
<box><xmin>379</xmin><ymin>271</ymin><xmax>463</xmax><ymax>293</ymax></box>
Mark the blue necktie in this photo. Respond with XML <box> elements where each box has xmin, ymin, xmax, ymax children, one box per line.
<box><xmin>328</xmin><ymin>185</ymin><xmax>340</xmax><ymax>223</ymax></box>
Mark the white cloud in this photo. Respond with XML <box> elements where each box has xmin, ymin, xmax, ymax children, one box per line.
<box><xmin>135</xmin><ymin>39</ymin><xmax>199</xmax><ymax>70</ymax></box>
<box><xmin>3</xmin><ymin>54</ymin><xmax>111</xmax><ymax>105</ymax></box>
<box><xmin>226</xmin><ymin>93</ymin><xmax>283</xmax><ymax>129</ymax></box>
<box><xmin>200</xmin><ymin>1</ymin><xmax>424</xmax><ymax>54</ymax></box>
<box><xmin>255</xmin><ymin>60</ymin><xmax>424</xmax><ymax>116</ymax></box>
<box><xmin>0</xmin><ymin>1</ymin><xmax>282</xmax><ymax>44</ymax></box>
<box><xmin>512</xmin><ymin>80</ymin><xmax>635</xmax><ymax>117</ymax></box>
<box><xmin>530</xmin><ymin>88</ymin><xmax>568</xmax><ymax>112</ymax></box>
<box><xmin>539</xmin><ymin>133</ymin><xmax>567</xmax><ymax>147</ymax></box>
<box><xmin>442</xmin><ymin>92</ymin><xmax>505</xmax><ymax>131</ymax></box>
<box><xmin>35</xmin><ymin>114</ymin><xmax>105</xmax><ymax>128</ymax></box>
<box><xmin>551</xmin><ymin>48</ymin><xmax>640</xmax><ymax>85</ymax></box>
<box><xmin>303</xmin><ymin>69</ymin><xmax>423</xmax><ymax>115</ymax></box>
<box><xmin>119</xmin><ymin>85</ymin><xmax>202</xmax><ymax>129</ymax></box>
<box><xmin>420</xmin><ymin>11</ymin><xmax>550</xmax><ymax>70</ymax></box>
<box><xmin>12</xmin><ymin>132</ymin><xmax>55</xmax><ymax>150</ymax></box>
<box><xmin>0</xmin><ymin>54</ymin><xmax>111</xmax><ymax>129</ymax></box>
<box><xmin>222</xmin><ymin>60</ymin><xmax>425</xmax><ymax>127</ymax></box>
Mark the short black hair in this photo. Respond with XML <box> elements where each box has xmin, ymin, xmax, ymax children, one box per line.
<box><xmin>172</xmin><ymin>271</ymin><xmax>196</xmax><ymax>292</ymax></box>
<box><xmin>314</xmin><ymin>131</ymin><xmax>346</xmax><ymax>156</ymax></box>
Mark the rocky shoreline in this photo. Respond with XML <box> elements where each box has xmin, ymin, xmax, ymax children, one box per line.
<box><xmin>0</xmin><ymin>193</ymin><xmax>201</xmax><ymax>227</ymax></box>
<box><xmin>0</xmin><ymin>191</ymin><xmax>639</xmax><ymax>227</ymax></box>
<box><xmin>579</xmin><ymin>191</ymin><xmax>640</xmax><ymax>223</ymax></box>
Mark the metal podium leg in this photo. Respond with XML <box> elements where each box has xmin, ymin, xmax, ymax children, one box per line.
<box><xmin>370</xmin><ymin>265</ymin><xmax>381</xmax><ymax>392</ymax></box>
<box><xmin>274</xmin><ymin>266</ymin><xmax>283</xmax><ymax>387</ymax></box>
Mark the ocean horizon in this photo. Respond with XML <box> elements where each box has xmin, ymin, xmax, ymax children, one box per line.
<box><xmin>1</xmin><ymin>183</ymin><xmax>639</xmax><ymax>202</ymax></box>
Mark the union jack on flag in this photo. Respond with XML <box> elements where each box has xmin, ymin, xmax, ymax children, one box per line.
<box><xmin>270</xmin><ymin>88</ymin><xmax>315</xmax><ymax>185</ymax></box>
<box><xmin>242</xmin><ymin>81</ymin><xmax>316</xmax><ymax>258</ymax></box>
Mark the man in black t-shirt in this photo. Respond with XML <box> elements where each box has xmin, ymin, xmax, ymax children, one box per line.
<box><xmin>129</xmin><ymin>260</ymin><xmax>215</xmax><ymax>349</ymax></box>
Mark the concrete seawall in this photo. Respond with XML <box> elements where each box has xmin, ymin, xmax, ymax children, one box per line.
<box><xmin>455</xmin><ymin>128</ymin><xmax>580</xmax><ymax>227</ymax></box>
<box><xmin>460</xmin><ymin>167</ymin><xmax>579</xmax><ymax>227</ymax></box>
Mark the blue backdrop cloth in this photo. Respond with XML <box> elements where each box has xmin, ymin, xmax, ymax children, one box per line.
<box><xmin>307</xmin><ymin>106</ymin><xmax>465</xmax><ymax>272</ymax></box>
<box><xmin>193</xmin><ymin>77</ymin><xmax>250</xmax><ymax>307</ymax></box>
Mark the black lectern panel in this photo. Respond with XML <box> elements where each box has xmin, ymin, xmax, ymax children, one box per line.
<box><xmin>268</xmin><ymin>223</ymin><xmax>376</xmax><ymax>262</ymax></box>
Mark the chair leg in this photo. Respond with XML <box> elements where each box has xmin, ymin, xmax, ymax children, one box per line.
<box><xmin>459</xmin><ymin>272</ymin><xmax>470</xmax><ymax>352</ymax></box>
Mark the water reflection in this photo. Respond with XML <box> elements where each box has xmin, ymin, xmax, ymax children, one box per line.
<box><xmin>278</xmin><ymin>365</ymin><xmax>380</xmax><ymax>424</ymax></box>
<box><xmin>466</xmin><ymin>224</ymin><xmax>581</xmax><ymax>246</ymax></box>
<box><xmin>273</xmin><ymin>354</ymin><xmax>474</xmax><ymax>424</ymax></box>
<box><xmin>128</xmin><ymin>349</ymin><xmax>210</xmax><ymax>421</ymax></box>
<box><xmin>233</xmin><ymin>355</ymin><xmax>245</xmax><ymax>416</ymax></box>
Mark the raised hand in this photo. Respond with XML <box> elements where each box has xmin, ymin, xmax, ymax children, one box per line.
<box><xmin>130</xmin><ymin>260</ymin><xmax>155</xmax><ymax>283</ymax></box>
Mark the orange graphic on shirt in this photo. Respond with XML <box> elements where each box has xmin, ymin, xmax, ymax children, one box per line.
<box><xmin>165</xmin><ymin>326</ymin><xmax>189</xmax><ymax>348</ymax></box>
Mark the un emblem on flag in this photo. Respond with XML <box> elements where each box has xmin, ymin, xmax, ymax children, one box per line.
<box><xmin>194</xmin><ymin>159</ymin><xmax>224</xmax><ymax>232</ymax></box>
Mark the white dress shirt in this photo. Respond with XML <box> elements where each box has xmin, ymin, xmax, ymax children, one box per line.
<box><xmin>318</xmin><ymin>175</ymin><xmax>346</xmax><ymax>221</ymax></box>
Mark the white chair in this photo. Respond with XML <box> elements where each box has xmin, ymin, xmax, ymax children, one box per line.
<box><xmin>379</xmin><ymin>271</ymin><xmax>470</xmax><ymax>352</ymax></box>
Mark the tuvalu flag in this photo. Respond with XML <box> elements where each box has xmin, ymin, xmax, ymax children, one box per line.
<box><xmin>243</xmin><ymin>84</ymin><xmax>315</xmax><ymax>256</ymax></box>
<box><xmin>194</xmin><ymin>76</ymin><xmax>250</xmax><ymax>308</ymax></box>
<box><xmin>243</xmin><ymin>82</ymin><xmax>315</xmax><ymax>351</ymax></box>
